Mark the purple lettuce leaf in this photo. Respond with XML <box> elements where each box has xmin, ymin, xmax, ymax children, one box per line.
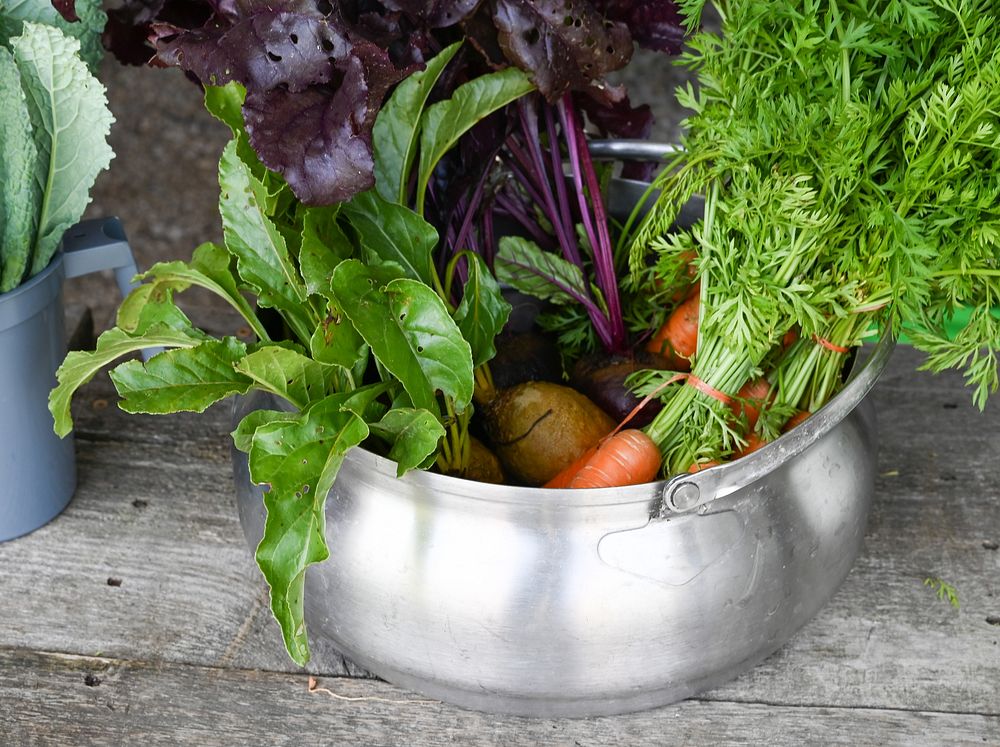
<box><xmin>104</xmin><ymin>0</ymin><xmax>211</xmax><ymax>65</ymax></box>
<box><xmin>593</xmin><ymin>0</ymin><xmax>686</xmax><ymax>54</ymax></box>
<box><xmin>574</xmin><ymin>87</ymin><xmax>655</xmax><ymax>180</ymax></box>
<box><xmin>153</xmin><ymin>5</ymin><xmax>345</xmax><ymax>92</ymax></box>
<box><xmin>242</xmin><ymin>81</ymin><xmax>374</xmax><ymax>205</ymax></box>
<box><xmin>381</xmin><ymin>0</ymin><xmax>481</xmax><ymax>28</ymax></box>
<box><xmin>151</xmin><ymin>2</ymin><xmax>410</xmax><ymax>204</ymax></box>
<box><xmin>491</xmin><ymin>0</ymin><xmax>632</xmax><ymax>100</ymax></box>
<box><xmin>336</xmin><ymin>3</ymin><xmax>436</xmax><ymax>68</ymax></box>
<box><xmin>51</xmin><ymin>0</ymin><xmax>79</xmax><ymax>23</ymax></box>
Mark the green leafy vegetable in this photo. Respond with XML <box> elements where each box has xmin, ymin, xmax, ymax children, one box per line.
<box><xmin>110</xmin><ymin>338</ymin><xmax>253</xmax><ymax>414</ymax></box>
<box><xmin>454</xmin><ymin>252</ymin><xmax>511</xmax><ymax>368</ymax></box>
<box><xmin>136</xmin><ymin>243</ymin><xmax>269</xmax><ymax>342</ymax></box>
<box><xmin>50</xmin><ymin>324</ymin><xmax>206</xmax><ymax>436</ymax></box>
<box><xmin>299</xmin><ymin>206</ymin><xmax>352</xmax><ymax>297</ymax></box>
<box><xmin>10</xmin><ymin>20</ymin><xmax>113</xmax><ymax>280</ymax></box>
<box><xmin>234</xmin><ymin>347</ymin><xmax>341</xmax><ymax>410</ymax></box>
<box><xmin>232</xmin><ymin>409</ymin><xmax>298</xmax><ymax>452</ymax></box>
<box><xmin>416</xmin><ymin>66</ymin><xmax>535</xmax><ymax>213</ymax></box>
<box><xmin>341</xmin><ymin>190</ymin><xmax>438</xmax><ymax>287</ymax></box>
<box><xmin>218</xmin><ymin>139</ymin><xmax>314</xmax><ymax>342</ymax></box>
<box><xmin>373</xmin><ymin>41</ymin><xmax>462</xmax><ymax>204</ymax></box>
<box><xmin>115</xmin><ymin>284</ymin><xmax>201</xmax><ymax>336</ymax></box>
<box><xmin>495</xmin><ymin>236</ymin><xmax>591</xmax><ymax>306</ymax></box>
<box><xmin>331</xmin><ymin>260</ymin><xmax>474</xmax><ymax>414</ymax></box>
<box><xmin>0</xmin><ymin>46</ymin><xmax>38</xmax><ymax>293</ymax></box>
<box><xmin>308</xmin><ymin>299</ymin><xmax>368</xmax><ymax>374</ymax></box>
<box><xmin>249</xmin><ymin>396</ymin><xmax>370</xmax><ymax>665</ymax></box>
<box><xmin>370</xmin><ymin>408</ymin><xmax>446</xmax><ymax>476</ymax></box>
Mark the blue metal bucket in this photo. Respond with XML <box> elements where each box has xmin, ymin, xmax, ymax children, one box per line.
<box><xmin>0</xmin><ymin>218</ymin><xmax>139</xmax><ymax>541</ymax></box>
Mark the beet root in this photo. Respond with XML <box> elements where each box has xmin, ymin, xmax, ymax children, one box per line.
<box><xmin>483</xmin><ymin>381</ymin><xmax>614</xmax><ymax>486</ymax></box>
<box><xmin>571</xmin><ymin>352</ymin><xmax>669</xmax><ymax>427</ymax></box>
<box><xmin>462</xmin><ymin>437</ymin><xmax>506</xmax><ymax>484</ymax></box>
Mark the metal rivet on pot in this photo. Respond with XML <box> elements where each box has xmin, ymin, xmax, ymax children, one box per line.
<box><xmin>671</xmin><ymin>482</ymin><xmax>701</xmax><ymax>511</ymax></box>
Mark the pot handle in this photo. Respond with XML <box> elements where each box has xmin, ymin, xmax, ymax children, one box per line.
<box><xmin>656</xmin><ymin>328</ymin><xmax>896</xmax><ymax>516</ymax></box>
<box><xmin>61</xmin><ymin>217</ymin><xmax>159</xmax><ymax>361</ymax></box>
<box><xmin>587</xmin><ymin>140</ymin><xmax>682</xmax><ymax>162</ymax></box>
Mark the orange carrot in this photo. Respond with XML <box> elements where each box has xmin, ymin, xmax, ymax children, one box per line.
<box><xmin>782</xmin><ymin>410</ymin><xmax>811</xmax><ymax>433</ymax></box>
<box><xmin>565</xmin><ymin>430</ymin><xmax>661</xmax><ymax>489</ymax></box>
<box><xmin>731</xmin><ymin>377</ymin><xmax>772</xmax><ymax>430</ymax></box>
<box><xmin>645</xmin><ymin>294</ymin><xmax>699</xmax><ymax>369</ymax></box>
<box><xmin>543</xmin><ymin>445</ymin><xmax>598</xmax><ymax>488</ymax></box>
<box><xmin>782</xmin><ymin>327</ymin><xmax>799</xmax><ymax>349</ymax></box>
<box><xmin>734</xmin><ymin>432</ymin><xmax>769</xmax><ymax>458</ymax></box>
<box><xmin>687</xmin><ymin>459</ymin><xmax>720</xmax><ymax>473</ymax></box>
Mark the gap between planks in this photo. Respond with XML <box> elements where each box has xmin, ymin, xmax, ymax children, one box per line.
<box><xmin>3</xmin><ymin>645</ymin><xmax>996</xmax><ymax>720</ymax></box>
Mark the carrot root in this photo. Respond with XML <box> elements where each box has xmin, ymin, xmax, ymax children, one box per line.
<box><xmin>543</xmin><ymin>445</ymin><xmax>598</xmax><ymax>488</ymax></box>
<box><xmin>567</xmin><ymin>429</ymin><xmax>661</xmax><ymax>489</ymax></box>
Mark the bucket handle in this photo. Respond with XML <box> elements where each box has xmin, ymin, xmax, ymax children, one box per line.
<box><xmin>61</xmin><ymin>217</ymin><xmax>158</xmax><ymax>361</ymax></box>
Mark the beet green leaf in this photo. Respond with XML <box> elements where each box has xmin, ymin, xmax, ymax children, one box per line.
<box><xmin>249</xmin><ymin>396</ymin><xmax>370</xmax><ymax>665</ymax></box>
<box><xmin>331</xmin><ymin>260</ymin><xmax>474</xmax><ymax>415</ymax></box>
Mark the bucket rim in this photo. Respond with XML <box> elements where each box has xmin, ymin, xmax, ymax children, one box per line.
<box><xmin>0</xmin><ymin>254</ymin><xmax>64</xmax><ymax>332</ymax></box>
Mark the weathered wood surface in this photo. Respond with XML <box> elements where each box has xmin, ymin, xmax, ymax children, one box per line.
<box><xmin>1</xmin><ymin>346</ymin><xmax>998</xmax><ymax>744</ymax></box>
<box><xmin>1</xmin><ymin>649</ymin><xmax>996</xmax><ymax>747</ymax></box>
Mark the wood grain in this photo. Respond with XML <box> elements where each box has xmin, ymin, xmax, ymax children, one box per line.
<box><xmin>1</xmin><ymin>345</ymin><xmax>997</xmax><ymax>732</ymax></box>
<box><xmin>1</xmin><ymin>648</ymin><xmax>996</xmax><ymax>747</ymax></box>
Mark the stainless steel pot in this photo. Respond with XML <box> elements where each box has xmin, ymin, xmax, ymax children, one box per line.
<box><xmin>233</xmin><ymin>333</ymin><xmax>892</xmax><ymax>717</ymax></box>
<box><xmin>232</xmin><ymin>142</ymin><xmax>896</xmax><ymax>716</ymax></box>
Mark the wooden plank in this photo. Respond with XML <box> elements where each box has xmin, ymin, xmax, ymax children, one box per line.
<box><xmin>0</xmin><ymin>649</ymin><xmax>996</xmax><ymax>747</ymax></box>
<box><xmin>2</xmin><ymin>345</ymin><xmax>997</xmax><ymax>714</ymax></box>
<box><xmin>708</xmin><ymin>345</ymin><xmax>1000</xmax><ymax>712</ymax></box>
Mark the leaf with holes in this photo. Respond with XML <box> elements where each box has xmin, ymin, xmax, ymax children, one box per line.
<box><xmin>370</xmin><ymin>407</ymin><xmax>445</xmax><ymax>476</ymax></box>
<box><xmin>331</xmin><ymin>259</ymin><xmax>473</xmax><ymax>414</ymax></box>
<box><xmin>49</xmin><ymin>324</ymin><xmax>207</xmax><ymax>437</ymax></box>
<box><xmin>491</xmin><ymin>0</ymin><xmax>631</xmax><ymax>100</ymax></box>
<box><xmin>218</xmin><ymin>139</ymin><xmax>314</xmax><ymax>342</ymax></box>
<box><xmin>234</xmin><ymin>345</ymin><xmax>341</xmax><ymax>409</ymax></box>
<box><xmin>250</xmin><ymin>395</ymin><xmax>370</xmax><ymax>665</ymax></box>
<box><xmin>109</xmin><ymin>337</ymin><xmax>253</xmax><ymax>414</ymax></box>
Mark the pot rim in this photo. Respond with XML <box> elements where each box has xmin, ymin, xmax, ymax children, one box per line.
<box><xmin>0</xmin><ymin>253</ymin><xmax>64</xmax><ymax>332</ymax></box>
<box><xmin>304</xmin><ymin>327</ymin><xmax>896</xmax><ymax>510</ymax></box>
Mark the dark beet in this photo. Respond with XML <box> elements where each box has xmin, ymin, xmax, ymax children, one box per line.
<box><xmin>571</xmin><ymin>352</ymin><xmax>669</xmax><ymax>427</ymax></box>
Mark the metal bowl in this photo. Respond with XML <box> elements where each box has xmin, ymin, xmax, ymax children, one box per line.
<box><xmin>232</xmin><ymin>331</ymin><xmax>894</xmax><ymax>717</ymax></box>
